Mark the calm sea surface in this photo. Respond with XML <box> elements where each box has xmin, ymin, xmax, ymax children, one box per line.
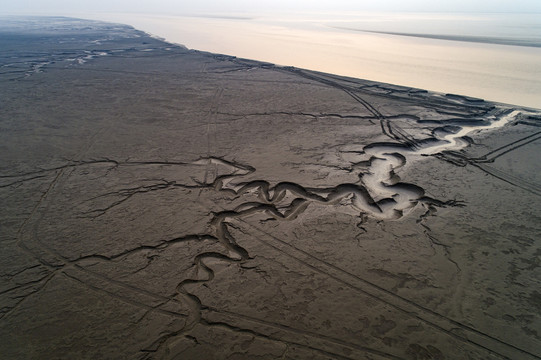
<box><xmin>87</xmin><ymin>12</ymin><xmax>541</xmax><ymax>109</ymax></box>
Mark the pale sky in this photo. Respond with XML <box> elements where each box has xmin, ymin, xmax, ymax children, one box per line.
<box><xmin>1</xmin><ymin>0</ymin><xmax>541</xmax><ymax>15</ymax></box>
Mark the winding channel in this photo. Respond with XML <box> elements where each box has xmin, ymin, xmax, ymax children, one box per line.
<box><xmin>169</xmin><ymin>109</ymin><xmax>523</xmax><ymax>340</ymax></box>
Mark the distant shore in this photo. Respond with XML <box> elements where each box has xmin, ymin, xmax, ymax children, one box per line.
<box><xmin>333</xmin><ymin>27</ymin><xmax>541</xmax><ymax>48</ymax></box>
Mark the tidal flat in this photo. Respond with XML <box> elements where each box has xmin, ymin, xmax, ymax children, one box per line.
<box><xmin>0</xmin><ymin>17</ymin><xmax>540</xmax><ymax>359</ymax></box>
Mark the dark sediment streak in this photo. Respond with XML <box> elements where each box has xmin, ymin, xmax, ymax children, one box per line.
<box><xmin>333</xmin><ymin>26</ymin><xmax>541</xmax><ymax>48</ymax></box>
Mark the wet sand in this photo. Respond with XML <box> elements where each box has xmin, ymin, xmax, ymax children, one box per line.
<box><xmin>1</xmin><ymin>17</ymin><xmax>540</xmax><ymax>359</ymax></box>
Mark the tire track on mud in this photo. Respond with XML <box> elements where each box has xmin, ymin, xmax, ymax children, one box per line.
<box><xmin>202</xmin><ymin>307</ymin><xmax>405</xmax><ymax>360</ymax></box>
<box><xmin>157</xmin><ymin>110</ymin><xmax>536</xmax><ymax>358</ymax></box>
<box><xmin>3</xmin><ymin>123</ymin><xmax>118</xmax><ymax>319</ymax></box>
<box><xmin>7</xmin><ymin>112</ymin><xmax>534</xmax><ymax>357</ymax></box>
<box><xmin>5</xmin><ymin>55</ymin><xmax>538</xmax><ymax>356</ymax></box>
<box><xmin>436</xmin><ymin>129</ymin><xmax>541</xmax><ymax>196</ymax></box>
<box><xmin>203</xmin><ymin>87</ymin><xmax>224</xmax><ymax>186</ymax></box>
<box><xmin>280</xmin><ymin>68</ymin><xmax>385</xmax><ymax>121</ymax></box>
<box><xmin>231</xmin><ymin>220</ymin><xmax>539</xmax><ymax>360</ymax></box>
<box><xmin>472</xmin><ymin>163</ymin><xmax>541</xmax><ymax>196</ymax></box>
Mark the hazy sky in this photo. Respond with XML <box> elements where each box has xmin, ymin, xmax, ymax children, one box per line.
<box><xmin>2</xmin><ymin>0</ymin><xmax>541</xmax><ymax>15</ymax></box>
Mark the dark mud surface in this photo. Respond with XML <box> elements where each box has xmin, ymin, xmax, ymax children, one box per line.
<box><xmin>1</xmin><ymin>16</ymin><xmax>540</xmax><ymax>360</ymax></box>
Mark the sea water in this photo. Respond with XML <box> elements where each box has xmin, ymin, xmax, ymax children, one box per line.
<box><xmin>85</xmin><ymin>11</ymin><xmax>541</xmax><ymax>108</ymax></box>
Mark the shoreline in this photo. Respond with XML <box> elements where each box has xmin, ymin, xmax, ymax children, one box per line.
<box><xmin>68</xmin><ymin>12</ymin><xmax>541</xmax><ymax>109</ymax></box>
<box><xmin>3</xmin><ymin>13</ymin><xmax>540</xmax><ymax>109</ymax></box>
<box><xmin>2</xmin><ymin>14</ymin><xmax>540</xmax><ymax>112</ymax></box>
<box><xmin>1</xmin><ymin>16</ymin><xmax>541</xmax><ymax>359</ymax></box>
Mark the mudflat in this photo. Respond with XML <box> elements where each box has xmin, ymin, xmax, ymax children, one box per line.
<box><xmin>1</xmin><ymin>17</ymin><xmax>540</xmax><ymax>359</ymax></box>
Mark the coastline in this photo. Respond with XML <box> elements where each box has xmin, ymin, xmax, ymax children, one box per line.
<box><xmin>1</xmin><ymin>16</ymin><xmax>540</xmax><ymax>359</ymax></box>
<box><xmin>67</xmin><ymin>11</ymin><xmax>541</xmax><ymax>109</ymax></box>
